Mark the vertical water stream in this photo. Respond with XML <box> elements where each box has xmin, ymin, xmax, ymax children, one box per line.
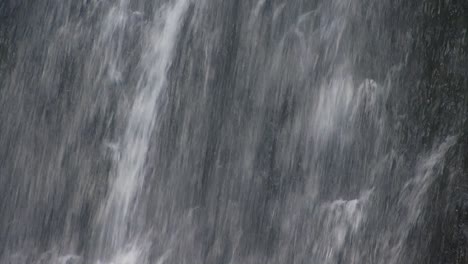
<box><xmin>94</xmin><ymin>1</ymin><xmax>189</xmax><ymax>262</ymax></box>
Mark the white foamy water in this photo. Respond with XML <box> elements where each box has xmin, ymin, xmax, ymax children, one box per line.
<box><xmin>94</xmin><ymin>0</ymin><xmax>190</xmax><ymax>262</ymax></box>
<box><xmin>318</xmin><ymin>190</ymin><xmax>373</xmax><ymax>264</ymax></box>
<box><xmin>377</xmin><ymin>136</ymin><xmax>457</xmax><ymax>264</ymax></box>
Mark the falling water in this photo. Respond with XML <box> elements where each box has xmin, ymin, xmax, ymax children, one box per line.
<box><xmin>94</xmin><ymin>1</ymin><xmax>189</xmax><ymax>262</ymax></box>
<box><xmin>0</xmin><ymin>0</ymin><xmax>467</xmax><ymax>264</ymax></box>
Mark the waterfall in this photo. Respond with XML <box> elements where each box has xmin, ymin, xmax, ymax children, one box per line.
<box><xmin>0</xmin><ymin>0</ymin><xmax>466</xmax><ymax>263</ymax></box>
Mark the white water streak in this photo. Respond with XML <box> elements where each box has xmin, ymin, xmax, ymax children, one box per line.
<box><xmin>96</xmin><ymin>0</ymin><xmax>190</xmax><ymax>260</ymax></box>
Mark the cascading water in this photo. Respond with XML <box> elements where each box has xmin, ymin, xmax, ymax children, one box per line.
<box><xmin>94</xmin><ymin>1</ymin><xmax>189</xmax><ymax>262</ymax></box>
<box><xmin>0</xmin><ymin>0</ymin><xmax>466</xmax><ymax>264</ymax></box>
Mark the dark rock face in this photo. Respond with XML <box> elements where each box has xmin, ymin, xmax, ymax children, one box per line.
<box><xmin>0</xmin><ymin>0</ymin><xmax>466</xmax><ymax>263</ymax></box>
<box><xmin>414</xmin><ymin>1</ymin><xmax>468</xmax><ymax>263</ymax></box>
